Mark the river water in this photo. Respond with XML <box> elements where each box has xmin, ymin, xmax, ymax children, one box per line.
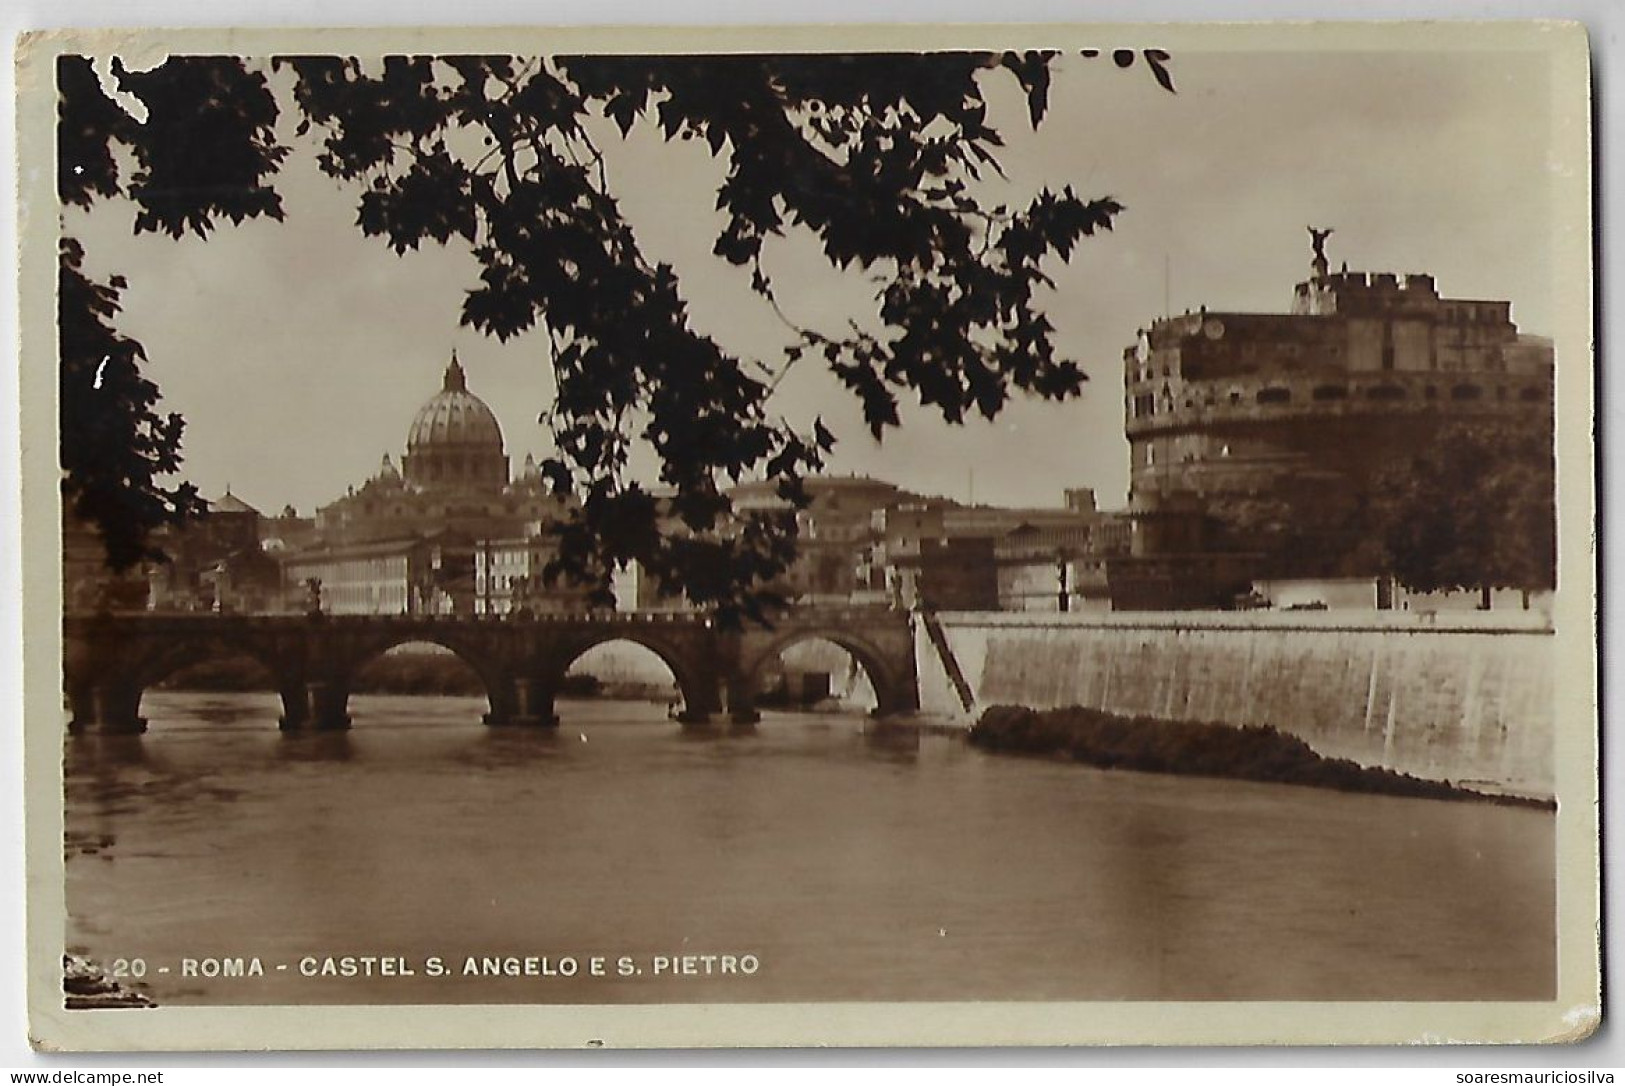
<box><xmin>64</xmin><ymin>692</ymin><xmax>1555</xmax><ymax>1005</ymax></box>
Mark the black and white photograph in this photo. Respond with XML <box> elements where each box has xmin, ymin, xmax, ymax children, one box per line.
<box><xmin>16</xmin><ymin>22</ymin><xmax>1598</xmax><ymax>1050</ymax></box>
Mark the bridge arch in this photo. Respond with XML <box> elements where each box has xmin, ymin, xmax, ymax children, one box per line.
<box><xmin>739</xmin><ymin>627</ymin><xmax>912</xmax><ymax>718</ymax></box>
<box><xmin>549</xmin><ymin>629</ymin><xmax>720</xmax><ymax>724</ymax></box>
<box><xmin>337</xmin><ymin>630</ymin><xmax>514</xmax><ymax>727</ymax></box>
<box><xmin>64</xmin><ymin>629</ymin><xmax>303</xmax><ymax>733</ymax></box>
<box><xmin>128</xmin><ymin>634</ymin><xmax>283</xmax><ymax>690</ymax></box>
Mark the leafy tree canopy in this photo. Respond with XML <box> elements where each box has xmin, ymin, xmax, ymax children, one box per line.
<box><xmin>1368</xmin><ymin>420</ymin><xmax>1556</xmax><ymax>599</ymax></box>
<box><xmin>58</xmin><ymin>49</ymin><xmax>1174</xmax><ymax>621</ymax></box>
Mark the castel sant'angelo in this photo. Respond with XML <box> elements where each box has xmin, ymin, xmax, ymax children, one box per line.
<box><xmin>1122</xmin><ymin>230</ymin><xmax>1555</xmax><ymax>579</ymax></box>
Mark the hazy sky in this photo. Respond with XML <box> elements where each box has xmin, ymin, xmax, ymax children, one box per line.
<box><xmin>67</xmin><ymin>46</ymin><xmax>1561</xmax><ymax>517</ymax></box>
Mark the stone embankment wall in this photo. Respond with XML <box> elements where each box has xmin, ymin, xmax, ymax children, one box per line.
<box><xmin>915</xmin><ymin>610</ymin><xmax>1555</xmax><ymax>799</ymax></box>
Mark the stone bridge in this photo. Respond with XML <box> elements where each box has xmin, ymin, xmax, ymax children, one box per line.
<box><xmin>61</xmin><ymin>609</ymin><xmax>920</xmax><ymax>734</ymax></box>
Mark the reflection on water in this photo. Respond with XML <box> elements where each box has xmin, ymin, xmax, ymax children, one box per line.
<box><xmin>273</xmin><ymin>731</ymin><xmax>356</xmax><ymax>764</ymax></box>
<box><xmin>65</xmin><ymin>691</ymin><xmax>1555</xmax><ymax>1006</ymax></box>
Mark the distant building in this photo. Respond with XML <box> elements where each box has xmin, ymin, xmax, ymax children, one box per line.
<box><xmin>282</xmin><ymin>534</ymin><xmax>466</xmax><ymax>616</ymax></box>
<box><xmin>610</xmin><ymin>558</ymin><xmax>692</xmax><ymax>613</ymax></box>
<box><xmin>916</xmin><ymin>537</ymin><xmax>1001</xmax><ymax>611</ymax></box>
<box><xmin>284</xmin><ymin>354</ymin><xmax>581</xmax><ymax>615</ymax></box>
<box><xmin>146</xmin><ymin>489</ymin><xmax>283</xmax><ymax>613</ymax></box>
<box><xmin>259</xmin><ymin>505</ymin><xmax>318</xmax><ymax>554</ymax></box>
<box><xmin>991</xmin><ymin>490</ymin><xmax>1114</xmax><ymax>612</ymax></box>
<box><xmin>981</xmin><ymin>487</ymin><xmax>1260</xmax><ymax>613</ymax></box>
<box><xmin>195</xmin><ymin>546</ymin><xmax>284</xmax><ymax>615</ymax></box>
<box><xmin>473</xmin><ymin>531</ymin><xmax>592</xmax><ymax>616</ymax></box>
<box><xmin>730</xmin><ymin>475</ymin><xmax>912</xmax><ymax>606</ymax></box>
<box><xmin>995</xmin><ymin>523</ymin><xmax>1106</xmax><ymax>613</ymax></box>
<box><xmin>875</xmin><ymin>498</ymin><xmax>1107</xmax><ymax>612</ymax></box>
<box><xmin>1123</xmin><ymin>234</ymin><xmax>1554</xmax><ymax>580</ymax></box>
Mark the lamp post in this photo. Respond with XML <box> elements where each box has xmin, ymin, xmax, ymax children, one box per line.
<box><xmin>1056</xmin><ymin>549</ymin><xmax>1072</xmax><ymax>613</ymax></box>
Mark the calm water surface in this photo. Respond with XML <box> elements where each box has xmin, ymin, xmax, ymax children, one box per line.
<box><xmin>64</xmin><ymin>692</ymin><xmax>1555</xmax><ymax>1004</ymax></box>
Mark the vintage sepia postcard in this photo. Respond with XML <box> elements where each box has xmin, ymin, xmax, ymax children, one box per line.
<box><xmin>16</xmin><ymin>22</ymin><xmax>1597</xmax><ymax>1051</ymax></box>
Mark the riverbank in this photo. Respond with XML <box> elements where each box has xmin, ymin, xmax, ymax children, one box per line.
<box><xmin>968</xmin><ymin>704</ymin><xmax>1552</xmax><ymax>809</ymax></box>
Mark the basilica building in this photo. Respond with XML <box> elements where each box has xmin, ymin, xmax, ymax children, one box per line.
<box><xmin>281</xmin><ymin>354</ymin><xmax>582</xmax><ymax>615</ymax></box>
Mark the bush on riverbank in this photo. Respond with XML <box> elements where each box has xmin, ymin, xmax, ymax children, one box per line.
<box><xmin>968</xmin><ymin>705</ymin><xmax>1551</xmax><ymax>809</ymax></box>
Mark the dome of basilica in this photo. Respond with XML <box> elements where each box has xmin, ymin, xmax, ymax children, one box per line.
<box><xmin>401</xmin><ymin>353</ymin><xmax>510</xmax><ymax>491</ymax></box>
<box><xmin>407</xmin><ymin>353</ymin><xmax>505</xmax><ymax>451</ymax></box>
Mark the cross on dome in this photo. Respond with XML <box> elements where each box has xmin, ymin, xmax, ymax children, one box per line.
<box><xmin>443</xmin><ymin>350</ymin><xmax>468</xmax><ymax>393</ymax></box>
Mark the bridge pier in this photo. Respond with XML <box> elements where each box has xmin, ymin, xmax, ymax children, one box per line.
<box><xmin>674</xmin><ymin>707</ymin><xmax>713</xmax><ymax>727</ymax></box>
<box><xmin>869</xmin><ymin>691</ymin><xmax>920</xmax><ymax>719</ymax></box>
<box><xmin>666</xmin><ymin>675</ymin><xmax>723</xmax><ymax>728</ymax></box>
<box><xmin>65</xmin><ymin>681</ymin><xmax>94</xmax><ymax>732</ymax></box>
<box><xmin>277</xmin><ymin>684</ymin><xmax>310</xmax><ymax>731</ymax></box>
<box><xmin>668</xmin><ymin>681</ymin><xmax>719</xmax><ymax>728</ymax></box>
<box><xmin>724</xmin><ymin>677</ymin><xmax>761</xmax><ymax>728</ymax></box>
<box><xmin>66</xmin><ymin>681</ymin><xmax>147</xmax><ymax>734</ymax></box>
<box><xmin>485</xmin><ymin>676</ymin><xmax>559</xmax><ymax>728</ymax></box>
<box><xmin>303</xmin><ymin>681</ymin><xmax>352</xmax><ymax>731</ymax></box>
